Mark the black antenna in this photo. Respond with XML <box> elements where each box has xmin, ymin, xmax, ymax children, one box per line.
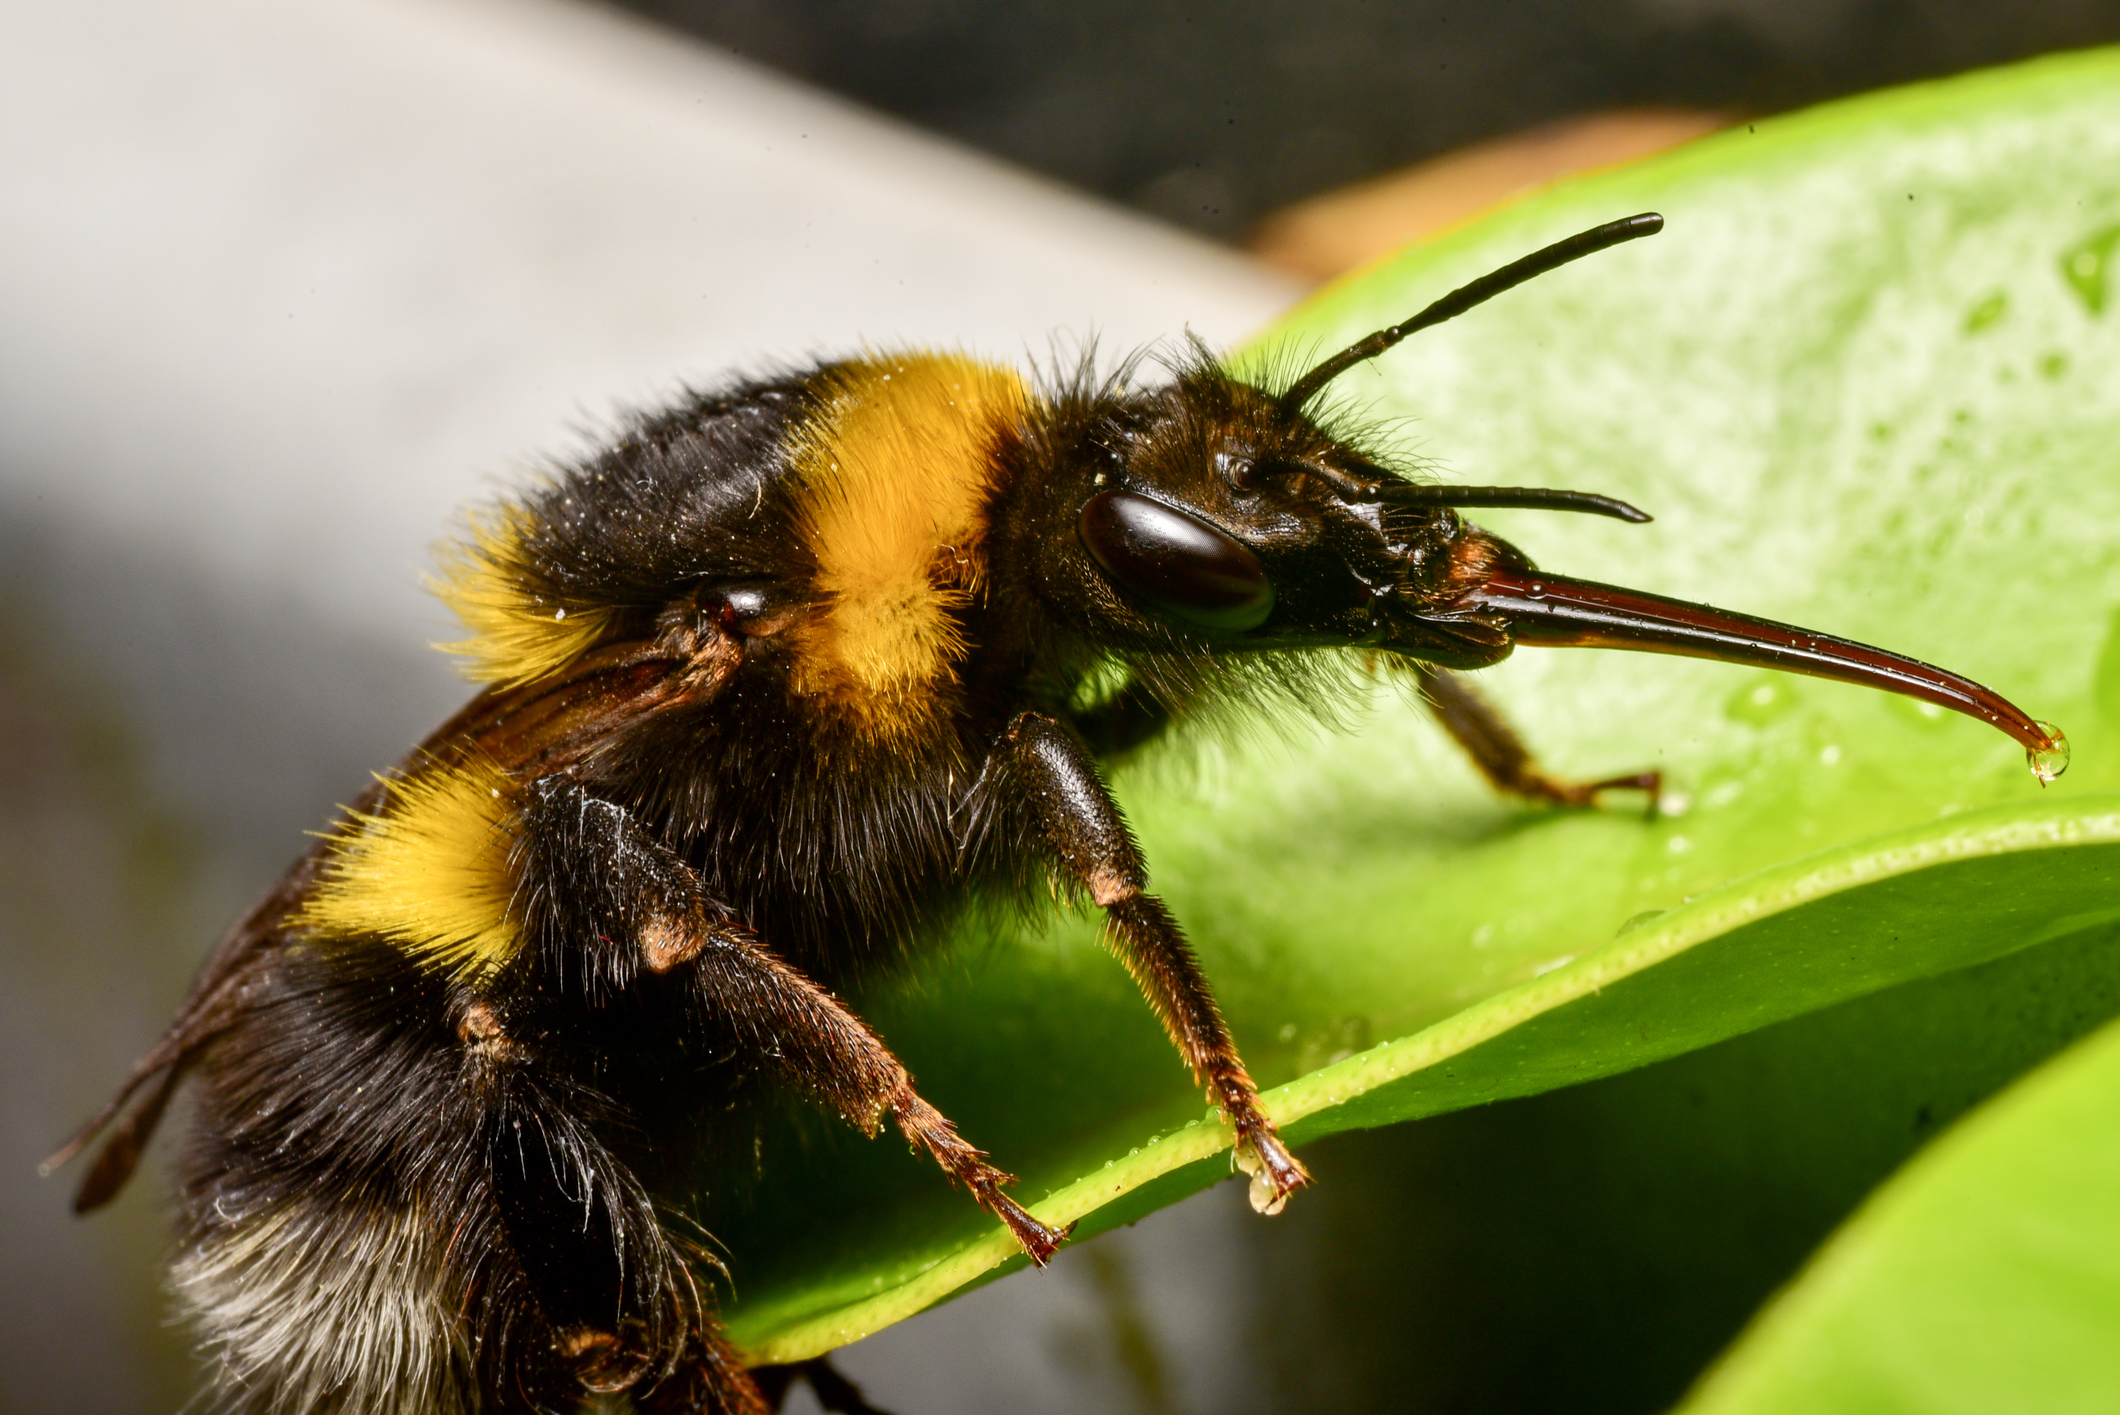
<box><xmin>1376</xmin><ymin>483</ymin><xmax>1652</xmax><ymax>523</ymax></box>
<box><xmin>1279</xmin><ymin>212</ymin><xmax>1664</xmax><ymax>413</ymax></box>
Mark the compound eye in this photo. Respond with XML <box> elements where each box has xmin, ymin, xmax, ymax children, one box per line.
<box><xmin>1078</xmin><ymin>489</ymin><xmax>1275</xmax><ymax>631</ymax></box>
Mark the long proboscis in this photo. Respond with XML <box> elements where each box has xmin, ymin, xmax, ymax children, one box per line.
<box><xmin>1463</xmin><ymin>567</ymin><xmax>2067</xmax><ymax>775</ymax></box>
<box><xmin>1279</xmin><ymin>212</ymin><xmax>1665</xmax><ymax>413</ymax></box>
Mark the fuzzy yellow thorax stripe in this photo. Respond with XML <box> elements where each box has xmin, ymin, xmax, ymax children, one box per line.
<box><xmin>297</xmin><ymin>758</ymin><xmax>522</xmax><ymax>976</ymax></box>
<box><xmin>431</xmin><ymin>501</ymin><xmax>615</xmax><ymax>687</ymax></box>
<box><xmin>785</xmin><ymin>352</ymin><xmax>1027</xmax><ymax>738</ymax></box>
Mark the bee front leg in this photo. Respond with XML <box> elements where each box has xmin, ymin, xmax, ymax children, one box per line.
<box><xmin>969</xmin><ymin>712</ymin><xmax>1310</xmax><ymax>1212</ymax></box>
<box><xmin>1413</xmin><ymin>664</ymin><xmax>1662</xmax><ymax>810</ymax></box>
<box><xmin>515</xmin><ymin>779</ymin><xmax>1071</xmax><ymax>1265</ymax></box>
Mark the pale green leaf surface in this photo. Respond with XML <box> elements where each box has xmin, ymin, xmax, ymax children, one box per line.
<box><xmin>1681</xmin><ymin>1008</ymin><xmax>2120</xmax><ymax>1414</ymax></box>
<box><xmin>715</xmin><ymin>49</ymin><xmax>2120</xmax><ymax>1360</ymax></box>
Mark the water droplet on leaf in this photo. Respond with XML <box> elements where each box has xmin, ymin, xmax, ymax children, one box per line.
<box><xmin>1963</xmin><ymin>291</ymin><xmax>2008</xmax><ymax>333</ymax></box>
<box><xmin>1726</xmin><ymin>677</ymin><xmax>1796</xmax><ymax>725</ymax></box>
<box><xmin>2059</xmin><ymin>226</ymin><xmax>2120</xmax><ymax>314</ymax></box>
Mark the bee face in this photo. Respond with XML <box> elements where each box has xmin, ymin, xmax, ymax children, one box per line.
<box><xmin>1072</xmin><ymin>375</ymin><xmax>1516</xmax><ymax>667</ymax></box>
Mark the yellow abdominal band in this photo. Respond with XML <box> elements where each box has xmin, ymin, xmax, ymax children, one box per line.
<box><xmin>298</xmin><ymin>758</ymin><xmax>524</xmax><ymax>976</ymax></box>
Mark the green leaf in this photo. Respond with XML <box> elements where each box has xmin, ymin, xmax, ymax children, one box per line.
<box><xmin>1223</xmin><ymin>918</ymin><xmax>2120</xmax><ymax>1411</ymax></box>
<box><xmin>717</xmin><ymin>47</ymin><xmax>2120</xmax><ymax>1360</ymax></box>
<box><xmin>1679</xmin><ymin>1008</ymin><xmax>2120</xmax><ymax>1414</ymax></box>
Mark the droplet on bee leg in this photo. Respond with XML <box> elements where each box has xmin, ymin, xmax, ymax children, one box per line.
<box><xmin>1232</xmin><ymin>1141</ymin><xmax>1290</xmax><ymax>1215</ymax></box>
<box><xmin>2029</xmin><ymin>722</ymin><xmax>2070</xmax><ymax>784</ymax></box>
<box><xmin>1249</xmin><ymin>1170</ymin><xmax>1290</xmax><ymax>1216</ymax></box>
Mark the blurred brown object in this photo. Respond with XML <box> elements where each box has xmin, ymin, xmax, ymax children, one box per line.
<box><xmin>1250</xmin><ymin>109</ymin><xmax>1729</xmax><ymax>282</ymax></box>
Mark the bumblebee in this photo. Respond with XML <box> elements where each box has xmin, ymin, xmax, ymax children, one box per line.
<box><xmin>53</xmin><ymin>214</ymin><xmax>2062</xmax><ymax>1414</ymax></box>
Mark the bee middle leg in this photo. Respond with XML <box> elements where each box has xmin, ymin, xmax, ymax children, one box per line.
<box><xmin>682</xmin><ymin>928</ymin><xmax>1072</xmax><ymax>1262</ymax></box>
<box><xmin>516</xmin><ymin>778</ymin><xmax>1070</xmax><ymax>1264</ymax></box>
<box><xmin>1413</xmin><ymin>665</ymin><xmax>1662</xmax><ymax>810</ymax></box>
<box><xmin>969</xmin><ymin>712</ymin><xmax>1310</xmax><ymax>1210</ymax></box>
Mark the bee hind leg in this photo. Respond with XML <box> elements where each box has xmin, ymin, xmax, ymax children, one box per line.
<box><xmin>627</xmin><ymin>1329</ymin><xmax>775</xmax><ymax>1415</ymax></box>
<box><xmin>463</xmin><ymin>1002</ymin><xmax>762</xmax><ymax>1412</ymax></box>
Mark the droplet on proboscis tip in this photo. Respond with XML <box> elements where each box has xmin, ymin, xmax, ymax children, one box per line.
<box><xmin>2029</xmin><ymin>722</ymin><xmax>2070</xmax><ymax>784</ymax></box>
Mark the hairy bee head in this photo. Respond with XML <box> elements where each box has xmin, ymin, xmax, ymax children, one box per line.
<box><xmin>1040</xmin><ymin>214</ymin><xmax>1661</xmax><ymax>668</ymax></box>
<box><xmin>1069</xmin><ymin>367</ymin><xmax>1608</xmax><ymax>669</ymax></box>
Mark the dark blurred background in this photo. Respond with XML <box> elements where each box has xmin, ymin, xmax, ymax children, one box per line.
<box><xmin>11</xmin><ymin>2</ymin><xmax>2120</xmax><ymax>1412</ymax></box>
<box><xmin>613</xmin><ymin>0</ymin><xmax>2120</xmax><ymax>240</ymax></box>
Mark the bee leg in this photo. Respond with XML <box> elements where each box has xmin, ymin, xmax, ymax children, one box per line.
<box><xmin>515</xmin><ymin>779</ymin><xmax>1072</xmax><ymax>1265</ymax></box>
<box><xmin>752</xmin><ymin>1356</ymin><xmax>893</xmax><ymax>1414</ymax></box>
<box><xmin>1412</xmin><ymin>665</ymin><xmax>1662</xmax><ymax>810</ymax></box>
<box><xmin>460</xmin><ymin>999</ymin><xmax>767</xmax><ymax>1413</ymax></box>
<box><xmin>682</xmin><ymin>932</ymin><xmax>1073</xmax><ymax>1263</ymax></box>
<box><xmin>973</xmin><ymin>712</ymin><xmax>1311</xmax><ymax>1212</ymax></box>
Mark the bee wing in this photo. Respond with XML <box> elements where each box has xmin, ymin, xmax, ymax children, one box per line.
<box><xmin>47</xmin><ymin>866</ymin><xmax>303</xmax><ymax>1211</ymax></box>
<box><xmin>418</xmin><ymin>624</ymin><xmax>742</xmax><ymax>775</ymax></box>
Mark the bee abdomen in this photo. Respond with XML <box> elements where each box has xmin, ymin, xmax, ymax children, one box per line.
<box><xmin>172</xmin><ymin>1196</ymin><xmax>474</xmax><ymax>1415</ymax></box>
<box><xmin>296</xmin><ymin>758</ymin><xmax>526</xmax><ymax>978</ymax></box>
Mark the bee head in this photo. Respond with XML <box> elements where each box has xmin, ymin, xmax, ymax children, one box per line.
<box><xmin>1069</xmin><ymin>213</ymin><xmax>1668</xmax><ymax>666</ymax></box>
<box><xmin>1065</xmin><ymin>212</ymin><xmax>2065</xmax><ymax>774</ymax></box>
<box><xmin>1073</xmin><ymin>370</ymin><xmax>1614</xmax><ymax>668</ymax></box>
